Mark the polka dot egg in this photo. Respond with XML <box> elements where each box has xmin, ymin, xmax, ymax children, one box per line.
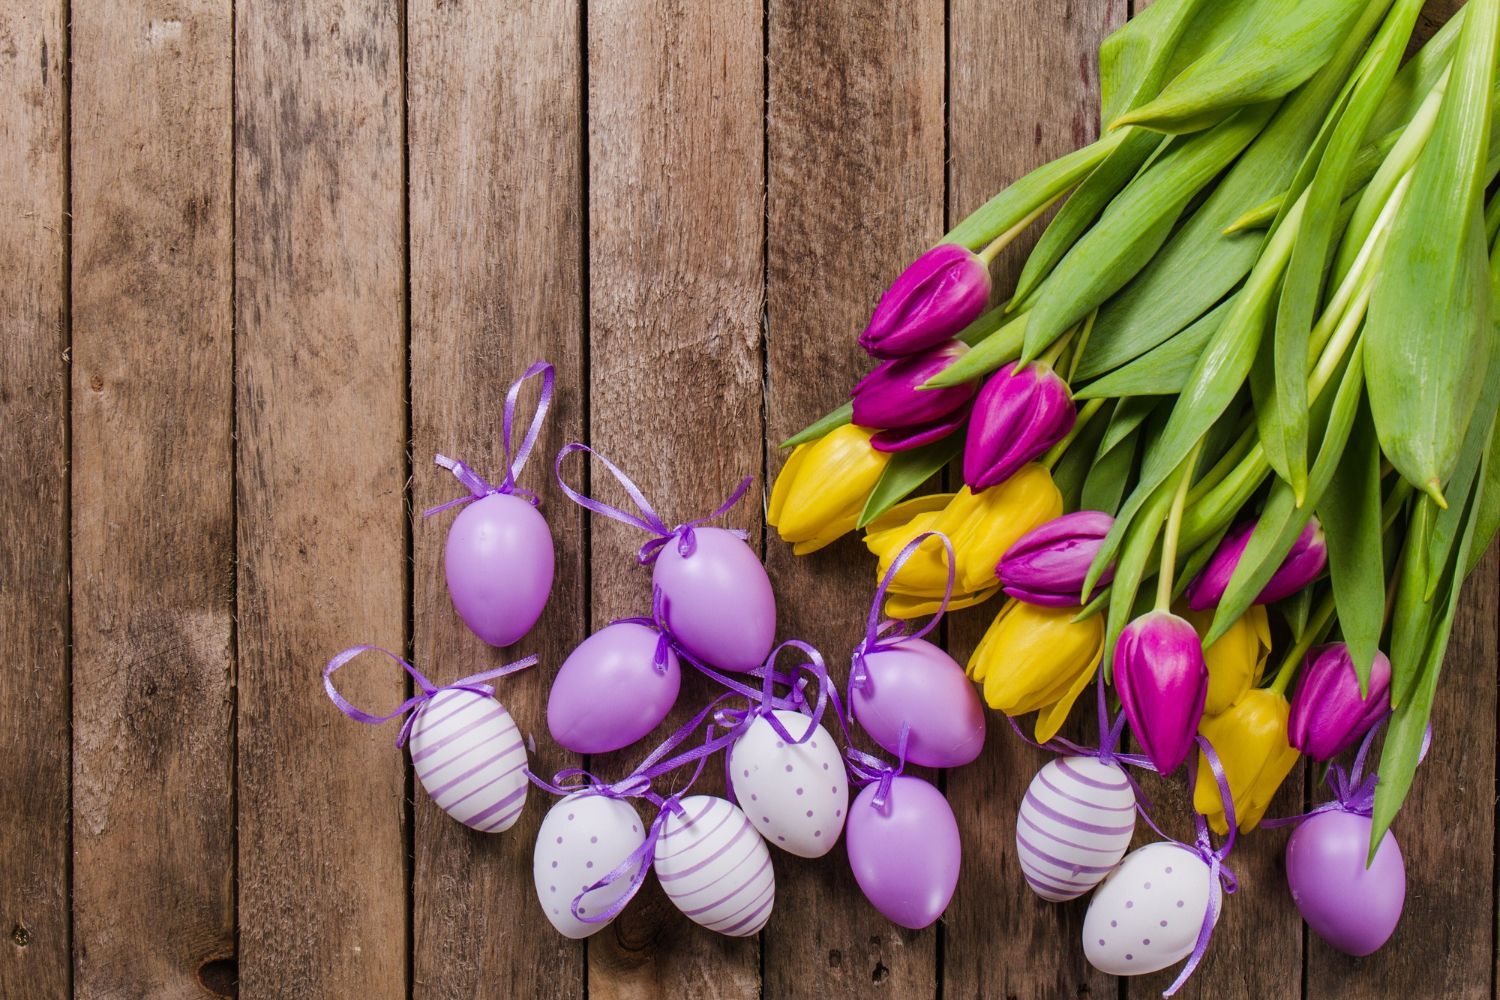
<box><xmin>655</xmin><ymin>796</ymin><xmax>775</xmax><ymax>936</ymax></box>
<box><xmin>407</xmin><ymin>689</ymin><xmax>529</xmax><ymax>833</ymax></box>
<box><xmin>532</xmin><ymin>792</ymin><xmax>646</xmax><ymax>939</ymax></box>
<box><xmin>1082</xmin><ymin>842</ymin><xmax>1216</xmax><ymax>975</ymax></box>
<box><xmin>728</xmin><ymin>710</ymin><xmax>846</xmax><ymax>858</ymax></box>
<box><xmin>1016</xmin><ymin>756</ymin><xmax>1136</xmax><ymax>901</ymax></box>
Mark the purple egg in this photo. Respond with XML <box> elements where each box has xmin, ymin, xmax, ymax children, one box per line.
<box><xmin>850</xmin><ymin>637</ymin><xmax>985</xmax><ymax>768</ymax></box>
<box><xmin>444</xmin><ymin>492</ymin><xmax>555</xmax><ymax>647</ymax></box>
<box><xmin>846</xmin><ymin>775</ymin><xmax>961</xmax><ymax>929</ymax></box>
<box><xmin>547</xmin><ymin>622</ymin><xmax>681</xmax><ymax>754</ymax></box>
<box><xmin>1286</xmin><ymin>809</ymin><xmax>1405</xmax><ymax>956</ymax></box>
<box><xmin>651</xmin><ymin>527</ymin><xmax>776</xmax><ymax>672</ymax></box>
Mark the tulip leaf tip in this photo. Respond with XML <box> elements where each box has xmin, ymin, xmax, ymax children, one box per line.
<box><xmin>1424</xmin><ymin>478</ymin><xmax>1448</xmax><ymax>510</ymax></box>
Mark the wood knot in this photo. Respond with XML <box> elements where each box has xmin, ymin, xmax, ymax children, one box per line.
<box><xmin>197</xmin><ymin>956</ymin><xmax>237</xmax><ymax>998</ymax></box>
<box><xmin>10</xmin><ymin>923</ymin><xmax>28</xmax><ymax>947</ymax></box>
<box><xmin>89</xmin><ymin>374</ymin><xmax>104</xmax><ymax>392</ymax></box>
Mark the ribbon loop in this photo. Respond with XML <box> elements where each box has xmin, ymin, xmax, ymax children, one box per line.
<box><xmin>849</xmin><ymin>531</ymin><xmax>955</xmax><ymax>719</ymax></box>
<box><xmin>423</xmin><ymin>360</ymin><xmax>554</xmax><ymax>516</ymax></box>
<box><xmin>323</xmin><ymin>645</ymin><xmax>536</xmax><ymax>747</ymax></box>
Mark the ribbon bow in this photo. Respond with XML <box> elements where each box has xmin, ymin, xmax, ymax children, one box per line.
<box><xmin>1264</xmin><ymin>714</ymin><xmax>1430</xmax><ymax>828</ymax></box>
<box><xmin>848</xmin><ymin>531</ymin><xmax>955</xmax><ymax>721</ymax></box>
<box><xmin>323</xmin><ymin>645</ymin><xmax>536</xmax><ymax>747</ymax></box>
<box><xmin>555</xmin><ymin>442</ymin><xmax>751</xmax><ymax>564</ymax></box>
<box><xmin>423</xmin><ymin>360</ymin><xmax>555</xmax><ymax>515</ymax></box>
<box><xmin>843</xmin><ymin>722</ymin><xmax>911</xmax><ymax>813</ymax></box>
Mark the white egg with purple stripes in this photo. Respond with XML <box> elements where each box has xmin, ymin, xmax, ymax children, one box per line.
<box><xmin>533</xmin><ymin>792</ymin><xmax>648</xmax><ymax>938</ymax></box>
<box><xmin>654</xmin><ymin>795</ymin><xmax>775</xmax><ymax>936</ymax></box>
<box><xmin>1015</xmin><ymin>755</ymin><xmax>1136</xmax><ymax>901</ymax></box>
<box><xmin>728</xmin><ymin>710</ymin><xmax>847</xmax><ymax>858</ymax></box>
<box><xmin>407</xmin><ymin>688</ymin><xmax>529</xmax><ymax>833</ymax></box>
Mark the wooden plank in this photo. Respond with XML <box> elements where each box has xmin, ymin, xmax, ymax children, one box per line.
<box><xmin>762</xmin><ymin>0</ymin><xmax>945</xmax><ymax>994</ymax></box>
<box><xmin>0</xmin><ymin>2</ymin><xmax>69</xmax><ymax>995</ymax></box>
<box><xmin>1306</xmin><ymin>547</ymin><xmax>1498</xmax><ymax>999</ymax></box>
<box><xmin>234</xmin><ymin>3</ymin><xmax>406</xmax><ymax>996</ymax></box>
<box><xmin>406</xmin><ymin>1</ymin><xmax>586</xmax><ymax>996</ymax></box>
<box><xmin>943</xmin><ymin>2</ymin><xmax>1125</xmax><ymax>997</ymax></box>
<box><xmin>583</xmin><ymin>0</ymin><xmax>764</xmax><ymax>994</ymax></box>
<box><xmin>69</xmin><ymin>3</ymin><xmax>235</xmax><ymax>996</ymax></box>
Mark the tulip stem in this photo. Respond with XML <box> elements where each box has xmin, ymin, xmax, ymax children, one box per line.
<box><xmin>1269</xmin><ymin>593</ymin><xmax>1337</xmax><ymax>696</ymax></box>
<box><xmin>1042</xmin><ymin>397</ymin><xmax>1107</xmax><ymax>469</ymax></box>
<box><xmin>976</xmin><ymin>191</ymin><xmax>1067</xmax><ymax>266</ymax></box>
<box><xmin>1064</xmin><ymin>309</ymin><xmax>1097</xmax><ymax>383</ymax></box>
<box><xmin>1156</xmin><ymin>440</ymin><xmax>1204</xmax><ymax>610</ymax></box>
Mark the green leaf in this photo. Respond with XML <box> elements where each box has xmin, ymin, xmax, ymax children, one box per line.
<box><xmin>943</xmin><ymin>131</ymin><xmax>1130</xmax><ymax>250</ymax></box>
<box><xmin>1364</xmin><ymin>0</ymin><xmax>1497</xmax><ymax>501</ymax></box>
<box><xmin>1102</xmin><ymin>468</ymin><xmax>1183</xmax><ymax>677</ymax></box>
<box><xmin>856</xmin><ymin>434</ymin><xmax>963</xmax><ymax>528</ymax></box>
<box><xmin>1282</xmin><ymin>586</ymin><xmax>1314</xmax><ymax>642</ymax></box>
<box><xmin>1053</xmin><ymin>401</ymin><xmax>1115</xmax><ymax>511</ymax></box>
<box><xmin>1388</xmin><ymin>497</ymin><xmax>1434</xmax><ymax>707</ymax></box>
<box><xmin>1099</xmin><ymin>0</ymin><xmax>1252</xmax><ymax>127</ymax></box>
<box><xmin>922</xmin><ymin>311</ymin><xmax>1028</xmax><ymax>388</ymax></box>
<box><xmin>1076</xmin><ymin>299</ymin><xmax>1234</xmax><ymax>400</ymax></box>
<box><xmin>1081</xmin><ymin>422</ymin><xmax>1142</xmax><ymax>516</ymax></box>
<box><xmin>781</xmin><ymin>401</ymin><xmax>853</xmax><ymax>448</ymax></box>
<box><xmin>1467</xmin><ymin>415</ymin><xmax>1500</xmax><ymax>576</ymax></box>
<box><xmin>1318</xmin><ymin>401</ymin><xmax>1385</xmax><ymax>687</ymax></box>
<box><xmin>1020</xmin><ymin>104</ymin><xmax>1278</xmax><ymax>366</ymax></box>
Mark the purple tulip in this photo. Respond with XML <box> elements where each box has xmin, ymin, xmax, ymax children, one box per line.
<box><xmin>859</xmin><ymin>244</ymin><xmax>992</xmax><ymax>359</ymax></box>
<box><xmin>997</xmin><ymin>510</ymin><xmax>1115</xmax><ymax>606</ymax></box>
<box><xmin>1186</xmin><ymin>518</ymin><xmax>1328</xmax><ymax>611</ymax></box>
<box><xmin>851</xmin><ymin>340</ymin><xmax>978</xmax><ymax>453</ymax></box>
<box><xmin>1288</xmin><ymin>644</ymin><xmax>1392</xmax><ymax>762</ymax></box>
<box><xmin>1114</xmin><ymin>611</ymin><xmax>1208</xmax><ymax>774</ymax></box>
<box><xmin>962</xmin><ymin>362</ymin><xmax>1076</xmax><ymax>491</ymax></box>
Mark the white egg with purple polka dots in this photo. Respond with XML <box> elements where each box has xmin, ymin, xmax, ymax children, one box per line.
<box><xmin>1082</xmin><ymin>841</ymin><xmax>1216</xmax><ymax>976</ymax></box>
<box><xmin>727</xmin><ymin>710</ymin><xmax>847</xmax><ymax>858</ymax></box>
<box><xmin>532</xmin><ymin>791</ymin><xmax>646</xmax><ymax>939</ymax></box>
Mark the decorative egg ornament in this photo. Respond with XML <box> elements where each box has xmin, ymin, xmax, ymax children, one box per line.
<box><xmin>849</xmin><ymin>636</ymin><xmax>985</xmax><ymax>767</ymax></box>
<box><xmin>548</xmin><ymin>621</ymin><xmax>681</xmax><ymax>753</ymax></box>
<box><xmin>1016</xmin><ymin>755</ymin><xmax>1136</xmax><ymax>901</ymax></box>
<box><xmin>728</xmin><ymin>709</ymin><xmax>847</xmax><ymax>857</ymax></box>
<box><xmin>654</xmin><ymin>795</ymin><xmax>775</xmax><ymax>936</ymax></box>
<box><xmin>845</xmin><ymin>774</ymin><xmax>961</xmax><ymax>929</ymax></box>
<box><xmin>533</xmin><ymin>792</ymin><xmax>648</xmax><ymax>939</ymax></box>
<box><xmin>1083</xmin><ymin>842</ymin><xmax>1215</xmax><ymax>975</ymax></box>
<box><xmin>1286</xmin><ymin>809</ymin><xmax>1405</xmax><ymax>956</ymax></box>
<box><xmin>408</xmin><ymin>688</ymin><xmax>530</xmax><ymax>832</ymax></box>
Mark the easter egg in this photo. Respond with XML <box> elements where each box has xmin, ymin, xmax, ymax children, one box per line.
<box><xmin>1286</xmin><ymin>809</ymin><xmax>1405</xmax><ymax>956</ymax></box>
<box><xmin>654</xmin><ymin>795</ymin><xmax>775</xmax><ymax>936</ymax></box>
<box><xmin>444</xmin><ymin>492</ymin><xmax>555</xmax><ymax>647</ymax></box>
<box><xmin>846</xmin><ymin>775</ymin><xmax>960</xmax><ymax>929</ymax></box>
<box><xmin>728</xmin><ymin>710</ymin><xmax>847</xmax><ymax>857</ymax></box>
<box><xmin>533</xmin><ymin>792</ymin><xmax>647</xmax><ymax>938</ymax></box>
<box><xmin>850</xmin><ymin>637</ymin><xmax>985</xmax><ymax>767</ymax></box>
<box><xmin>547</xmin><ymin>622</ymin><xmax>681</xmax><ymax>753</ymax></box>
<box><xmin>1016</xmin><ymin>756</ymin><xmax>1136</xmax><ymax>901</ymax></box>
<box><xmin>1083</xmin><ymin>842</ymin><xmax>1215</xmax><ymax>976</ymax></box>
<box><xmin>652</xmin><ymin>526</ymin><xmax>775</xmax><ymax>672</ymax></box>
<box><xmin>408</xmin><ymin>688</ymin><xmax>528</xmax><ymax>833</ymax></box>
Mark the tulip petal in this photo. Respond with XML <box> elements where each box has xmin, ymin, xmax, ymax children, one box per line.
<box><xmin>1035</xmin><ymin>656</ymin><xmax>1102</xmax><ymax>744</ymax></box>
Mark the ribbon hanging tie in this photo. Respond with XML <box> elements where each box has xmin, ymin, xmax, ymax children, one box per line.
<box><xmin>423</xmin><ymin>360</ymin><xmax>556</xmax><ymax>515</ymax></box>
<box><xmin>848</xmin><ymin>531</ymin><xmax>956</xmax><ymax>721</ymax></box>
<box><xmin>1263</xmin><ymin>714</ymin><xmax>1431</xmax><ymax>828</ymax></box>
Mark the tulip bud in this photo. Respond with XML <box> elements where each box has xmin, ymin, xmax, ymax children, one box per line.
<box><xmin>968</xmin><ymin>599</ymin><xmax>1104</xmax><ymax>744</ymax></box>
<box><xmin>859</xmin><ymin>244</ymin><xmax>992</xmax><ymax>359</ymax></box>
<box><xmin>1194</xmin><ymin>689</ymin><xmax>1300</xmax><ymax>834</ymax></box>
<box><xmin>997</xmin><ymin>510</ymin><xmax>1114</xmax><ymax>607</ymax></box>
<box><xmin>962</xmin><ymin>362</ymin><xmax>1075</xmax><ymax>491</ymax></box>
<box><xmin>1185</xmin><ymin>518</ymin><xmax>1328</xmax><ymax>611</ymax></box>
<box><xmin>1113</xmin><ymin>611</ymin><xmax>1208</xmax><ymax>774</ymax></box>
<box><xmin>768</xmin><ymin>424</ymin><xmax>891</xmax><ymax>555</ymax></box>
<box><xmin>850</xmin><ymin>341</ymin><xmax>978</xmax><ymax>452</ymax></box>
<box><xmin>1287</xmin><ymin>644</ymin><xmax>1392</xmax><ymax>762</ymax></box>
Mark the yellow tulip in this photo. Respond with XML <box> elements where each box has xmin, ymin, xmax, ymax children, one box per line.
<box><xmin>1182</xmin><ymin>605</ymin><xmax>1272</xmax><ymax>716</ymax></box>
<box><xmin>863</xmin><ymin>464</ymin><xmax>1062</xmax><ymax>618</ymax></box>
<box><xmin>1193</xmin><ymin>688</ymin><xmax>1300</xmax><ymax>835</ymax></box>
<box><xmin>967</xmin><ymin>599</ymin><xmax>1104</xmax><ymax>743</ymax></box>
<box><xmin>768</xmin><ymin>424</ymin><xmax>891</xmax><ymax>555</ymax></box>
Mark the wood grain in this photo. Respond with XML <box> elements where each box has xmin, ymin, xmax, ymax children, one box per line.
<box><xmin>763</xmin><ymin>0</ymin><xmax>945</xmax><ymax>994</ymax></box>
<box><xmin>584</xmin><ymin>0</ymin><xmax>765</xmax><ymax>994</ymax></box>
<box><xmin>943</xmin><ymin>1</ymin><xmax>1125</xmax><ymax>997</ymax></box>
<box><xmin>235</xmin><ymin>2</ymin><xmax>407</xmax><ymax>996</ymax></box>
<box><xmin>0</xmin><ymin>2</ymin><xmax>69</xmax><ymax>996</ymax></box>
<box><xmin>406</xmin><ymin>1</ymin><xmax>586</xmax><ymax>996</ymax></box>
<box><xmin>69</xmin><ymin>3</ymin><xmax>235</xmax><ymax>996</ymax></box>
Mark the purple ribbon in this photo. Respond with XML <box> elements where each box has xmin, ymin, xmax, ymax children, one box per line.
<box><xmin>554</xmin><ymin>442</ymin><xmax>752</xmax><ymax>564</ymax></box>
<box><xmin>323</xmin><ymin>645</ymin><xmax>536</xmax><ymax>747</ymax></box>
<box><xmin>1263</xmin><ymin>714</ymin><xmax>1431</xmax><ymax>828</ymax></box>
<box><xmin>844</xmin><ymin>722</ymin><xmax>911</xmax><ymax>813</ymax></box>
<box><xmin>848</xmin><ymin>531</ymin><xmax>956</xmax><ymax>721</ymax></box>
<box><xmin>423</xmin><ymin>360</ymin><xmax>555</xmax><ymax>516</ymax></box>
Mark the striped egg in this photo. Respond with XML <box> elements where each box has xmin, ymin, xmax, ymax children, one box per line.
<box><xmin>655</xmin><ymin>796</ymin><xmax>775</xmax><ymax>936</ymax></box>
<box><xmin>407</xmin><ymin>688</ymin><xmax>528</xmax><ymax>833</ymax></box>
<box><xmin>728</xmin><ymin>710</ymin><xmax>847</xmax><ymax>858</ymax></box>
<box><xmin>1016</xmin><ymin>756</ymin><xmax>1136</xmax><ymax>901</ymax></box>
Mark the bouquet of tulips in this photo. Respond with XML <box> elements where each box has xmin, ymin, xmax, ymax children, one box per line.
<box><xmin>771</xmin><ymin>0</ymin><xmax>1499</xmax><ymax>871</ymax></box>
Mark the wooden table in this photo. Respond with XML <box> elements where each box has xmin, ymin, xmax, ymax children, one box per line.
<box><xmin>3</xmin><ymin>1</ymin><xmax>1493</xmax><ymax>997</ymax></box>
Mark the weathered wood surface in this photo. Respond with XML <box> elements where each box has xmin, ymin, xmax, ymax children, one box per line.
<box><xmin>3</xmin><ymin>2</ymin><xmax>1496</xmax><ymax>998</ymax></box>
